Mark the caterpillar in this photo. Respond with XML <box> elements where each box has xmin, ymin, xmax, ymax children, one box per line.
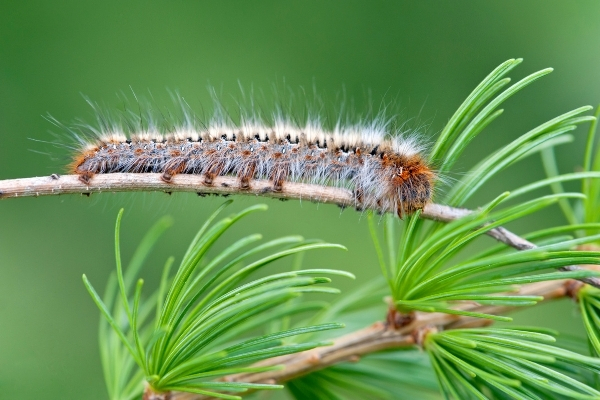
<box><xmin>68</xmin><ymin>101</ymin><xmax>435</xmax><ymax>217</ymax></box>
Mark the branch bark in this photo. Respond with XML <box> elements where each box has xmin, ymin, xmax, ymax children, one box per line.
<box><xmin>168</xmin><ymin>280</ymin><xmax>571</xmax><ymax>400</ymax></box>
<box><xmin>2</xmin><ymin>173</ymin><xmax>599</xmax><ymax>288</ymax></box>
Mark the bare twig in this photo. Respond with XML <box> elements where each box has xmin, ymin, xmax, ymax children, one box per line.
<box><xmin>2</xmin><ymin>174</ymin><xmax>599</xmax><ymax>288</ymax></box>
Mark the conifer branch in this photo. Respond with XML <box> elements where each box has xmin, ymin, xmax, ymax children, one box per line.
<box><xmin>166</xmin><ymin>279</ymin><xmax>571</xmax><ymax>400</ymax></box>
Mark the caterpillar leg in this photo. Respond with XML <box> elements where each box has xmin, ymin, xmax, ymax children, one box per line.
<box><xmin>78</xmin><ymin>171</ymin><xmax>95</xmax><ymax>184</ymax></box>
<box><xmin>237</xmin><ymin>162</ymin><xmax>256</xmax><ymax>190</ymax></box>
<box><xmin>271</xmin><ymin>165</ymin><xmax>289</xmax><ymax>192</ymax></box>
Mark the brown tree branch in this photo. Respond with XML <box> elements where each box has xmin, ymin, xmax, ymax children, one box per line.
<box><xmin>2</xmin><ymin>173</ymin><xmax>599</xmax><ymax>288</ymax></box>
<box><xmin>166</xmin><ymin>280</ymin><xmax>571</xmax><ymax>400</ymax></box>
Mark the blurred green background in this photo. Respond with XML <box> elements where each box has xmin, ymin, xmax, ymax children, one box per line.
<box><xmin>1</xmin><ymin>1</ymin><xmax>600</xmax><ymax>398</ymax></box>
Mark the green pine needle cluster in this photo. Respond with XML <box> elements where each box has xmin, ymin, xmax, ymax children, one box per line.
<box><xmin>370</xmin><ymin>59</ymin><xmax>600</xmax><ymax>320</ymax></box>
<box><xmin>372</xmin><ymin>196</ymin><xmax>600</xmax><ymax>320</ymax></box>
<box><xmin>426</xmin><ymin>328</ymin><xmax>600</xmax><ymax>399</ymax></box>
<box><xmin>83</xmin><ymin>202</ymin><xmax>352</xmax><ymax>399</ymax></box>
<box><xmin>537</xmin><ymin>97</ymin><xmax>600</xmax><ymax>369</ymax></box>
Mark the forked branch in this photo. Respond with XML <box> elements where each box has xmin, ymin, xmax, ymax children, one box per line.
<box><xmin>168</xmin><ymin>280</ymin><xmax>571</xmax><ymax>400</ymax></box>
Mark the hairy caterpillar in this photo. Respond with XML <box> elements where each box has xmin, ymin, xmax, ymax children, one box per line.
<box><xmin>68</xmin><ymin>98</ymin><xmax>435</xmax><ymax>217</ymax></box>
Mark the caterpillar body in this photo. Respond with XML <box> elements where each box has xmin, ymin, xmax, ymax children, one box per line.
<box><xmin>70</xmin><ymin>114</ymin><xmax>435</xmax><ymax>216</ymax></box>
